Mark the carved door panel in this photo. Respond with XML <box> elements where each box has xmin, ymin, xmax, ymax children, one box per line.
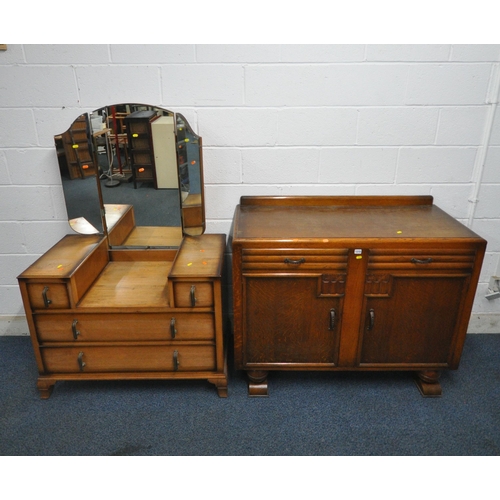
<box><xmin>358</xmin><ymin>273</ymin><xmax>471</xmax><ymax>367</ymax></box>
<box><xmin>242</xmin><ymin>274</ymin><xmax>344</xmax><ymax>366</ymax></box>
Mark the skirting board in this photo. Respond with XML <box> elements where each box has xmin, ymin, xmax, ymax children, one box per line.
<box><xmin>0</xmin><ymin>316</ymin><xmax>29</xmax><ymax>336</ymax></box>
<box><xmin>467</xmin><ymin>313</ymin><xmax>500</xmax><ymax>334</ymax></box>
<box><xmin>1</xmin><ymin>314</ymin><xmax>500</xmax><ymax>336</ymax></box>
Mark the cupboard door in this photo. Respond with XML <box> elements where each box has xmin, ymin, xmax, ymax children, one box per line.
<box><xmin>359</xmin><ymin>273</ymin><xmax>471</xmax><ymax>366</ymax></box>
<box><xmin>243</xmin><ymin>274</ymin><xmax>343</xmax><ymax>366</ymax></box>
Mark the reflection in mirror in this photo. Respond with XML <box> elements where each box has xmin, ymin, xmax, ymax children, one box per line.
<box><xmin>176</xmin><ymin>113</ymin><xmax>205</xmax><ymax>236</ymax></box>
<box><xmin>55</xmin><ymin>103</ymin><xmax>206</xmax><ymax>249</ymax></box>
<box><xmin>89</xmin><ymin>104</ymin><xmax>182</xmax><ymax>248</ymax></box>
<box><xmin>55</xmin><ymin>113</ymin><xmax>103</xmax><ymax>234</ymax></box>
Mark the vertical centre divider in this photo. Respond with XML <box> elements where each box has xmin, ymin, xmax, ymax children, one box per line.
<box><xmin>337</xmin><ymin>248</ymin><xmax>369</xmax><ymax>367</ymax></box>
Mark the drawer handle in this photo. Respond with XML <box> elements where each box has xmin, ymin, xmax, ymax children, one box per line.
<box><xmin>42</xmin><ymin>286</ymin><xmax>52</xmax><ymax>308</ymax></box>
<box><xmin>329</xmin><ymin>308</ymin><xmax>337</xmax><ymax>330</ymax></box>
<box><xmin>173</xmin><ymin>350</ymin><xmax>179</xmax><ymax>371</ymax></box>
<box><xmin>170</xmin><ymin>317</ymin><xmax>177</xmax><ymax>339</ymax></box>
<box><xmin>284</xmin><ymin>258</ymin><xmax>306</xmax><ymax>265</ymax></box>
<box><xmin>367</xmin><ymin>309</ymin><xmax>375</xmax><ymax>330</ymax></box>
<box><xmin>72</xmin><ymin>319</ymin><xmax>81</xmax><ymax>340</ymax></box>
<box><xmin>77</xmin><ymin>351</ymin><xmax>86</xmax><ymax>371</ymax></box>
<box><xmin>411</xmin><ymin>258</ymin><xmax>433</xmax><ymax>264</ymax></box>
<box><xmin>190</xmin><ymin>285</ymin><xmax>197</xmax><ymax>307</ymax></box>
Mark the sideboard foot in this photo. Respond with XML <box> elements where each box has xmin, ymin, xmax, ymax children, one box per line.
<box><xmin>415</xmin><ymin>370</ymin><xmax>442</xmax><ymax>397</ymax></box>
<box><xmin>247</xmin><ymin>370</ymin><xmax>269</xmax><ymax>397</ymax></box>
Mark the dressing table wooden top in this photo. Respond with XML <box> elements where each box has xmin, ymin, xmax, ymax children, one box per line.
<box><xmin>18</xmin><ymin>234</ymin><xmax>103</xmax><ymax>279</ymax></box>
<box><xmin>170</xmin><ymin>234</ymin><xmax>226</xmax><ymax>278</ymax></box>
<box><xmin>79</xmin><ymin>261</ymin><xmax>172</xmax><ymax>309</ymax></box>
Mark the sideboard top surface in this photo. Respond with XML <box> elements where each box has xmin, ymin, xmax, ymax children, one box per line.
<box><xmin>233</xmin><ymin>196</ymin><xmax>484</xmax><ymax>242</ymax></box>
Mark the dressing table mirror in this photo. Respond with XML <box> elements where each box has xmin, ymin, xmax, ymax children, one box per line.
<box><xmin>18</xmin><ymin>104</ymin><xmax>227</xmax><ymax>398</ymax></box>
<box><xmin>55</xmin><ymin>103</ymin><xmax>205</xmax><ymax>248</ymax></box>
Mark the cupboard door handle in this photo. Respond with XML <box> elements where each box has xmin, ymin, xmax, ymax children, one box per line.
<box><xmin>329</xmin><ymin>308</ymin><xmax>337</xmax><ymax>330</ymax></box>
<box><xmin>42</xmin><ymin>286</ymin><xmax>52</xmax><ymax>308</ymax></box>
<box><xmin>368</xmin><ymin>309</ymin><xmax>375</xmax><ymax>330</ymax></box>
<box><xmin>284</xmin><ymin>258</ymin><xmax>305</xmax><ymax>265</ymax></box>
<box><xmin>77</xmin><ymin>351</ymin><xmax>86</xmax><ymax>371</ymax></box>
<box><xmin>72</xmin><ymin>319</ymin><xmax>80</xmax><ymax>340</ymax></box>
<box><xmin>411</xmin><ymin>258</ymin><xmax>433</xmax><ymax>264</ymax></box>
<box><xmin>190</xmin><ymin>285</ymin><xmax>197</xmax><ymax>307</ymax></box>
<box><xmin>170</xmin><ymin>317</ymin><xmax>177</xmax><ymax>339</ymax></box>
<box><xmin>173</xmin><ymin>350</ymin><xmax>179</xmax><ymax>371</ymax></box>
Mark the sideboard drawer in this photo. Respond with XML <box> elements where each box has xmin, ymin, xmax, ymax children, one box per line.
<box><xmin>27</xmin><ymin>283</ymin><xmax>70</xmax><ymax>310</ymax></box>
<box><xmin>368</xmin><ymin>249</ymin><xmax>477</xmax><ymax>271</ymax></box>
<box><xmin>242</xmin><ymin>248</ymin><xmax>348</xmax><ymax>271</ymax></box>
<box><xmin>41</xmin><ymin>345</ymin><xmax>216</xmax><ymax>373</ymax></box>
<box><xmin>35</xmin><ymin>312</ymin><xmax>215</xmax><ymax>342</ymax></box>
<box><xmin>173</xmin><ymin>282</ymin><xmax>214</xmax><ymax>307</ymax></box>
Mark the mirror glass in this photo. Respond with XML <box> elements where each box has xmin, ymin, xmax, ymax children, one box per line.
<box><xmin>176</xmin><ymin>113</ymin><xmax>205</xmax><ymax>236</ymax></box>
<box><xmin>55</xmin><ymin>113</ymin><xmax>104</xmax><ymax>235</ymax></box>
<box><xmin>54</xmin><ymin>103</ymin><xmax>205</xmax><ymax>248</ymax></box>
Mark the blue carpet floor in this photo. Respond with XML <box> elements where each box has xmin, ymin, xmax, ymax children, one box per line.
<box><xmin>1</xmin><ymin>334</ymin><xmax>499</xmax><ymax>456</ymax></box>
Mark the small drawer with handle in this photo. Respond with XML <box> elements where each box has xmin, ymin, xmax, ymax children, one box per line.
<box><xmin>172</xmin><ymin>282</ymin><xmax>214</xmax><ymax>308</ymax></box>
<box><xmin>26</xmin><ymin>283</ymin><xmax>70</xmax><ymax>310</ymax></box>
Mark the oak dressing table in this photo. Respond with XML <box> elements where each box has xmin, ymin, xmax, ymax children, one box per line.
<box><xmin>18</xmin><ymin>104</ymin><xmax>227</xmax><ymax>398</ymax></box>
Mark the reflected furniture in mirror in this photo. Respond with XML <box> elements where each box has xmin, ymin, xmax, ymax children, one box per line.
<box><xmin>18</xmin><ymin>104</ymin><xmax>227</xmax><ymax>398</ymax></box>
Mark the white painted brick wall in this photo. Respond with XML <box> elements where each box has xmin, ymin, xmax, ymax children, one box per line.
<box><xmin>436</xmin><ymin>107</ymin><xmax>488</xmax><ymax>145</ymax></box>
<box><xmin>0</xmin><ymin>66</ymin><xmax>78</xmax><ymax>107</ymax></box>
<box><xmin>0</xmin><ymin>109</ymin><xmax>38</xmax><ymax>146</ymax></box>
<box><xmin>366</xmin><ymin>45</ymin><xmax>452</xmax><ymax>61</ymax></box>
<box><xmin>396</xmin><ymin>147</ymin><xmax>477</xmax><ymax>183</ymax></box>
<box><xmin>199</xmin><ymin>108</ymin><xmax>277</xmax><ymax>146</ymax></box>
<box><xmin>245</xmin><ymin>64</ymin><xmax>410</xmax><ymax>106</ymax></box>
<box><xmin>319</xmin><ymin>148</ymin><xmax>398</xmax><ymax>184</ymax></box>
<box><xmin>284</xmin><ymin>45</ymin><xmax>367</xmax><ymax>62</ymax></box>
<box><xmin>162</xmin><ymin>65</ymin><xmax>244</xmax><ymax>106</ymax></box>
<box><xmin>490</xmin><ymin>109</ymin><xmax>500</xmax><ymax>144</ymax></box>
<box><xmin>277</xmin><ymin>108</ymin><xmax>358</xmax><ymax>146</ymax></box>
<box><xmin>482</xmin><ymin>147</ymin><xmax>500</xmax><ymax>182</ymax></box>
<box><xmin>77</xmin><ymin>66</ymin><xmax>162</xmax><ymax>107</ymax></box>
<box><xmin>242</xmin><ymin>148</ymin><xmax>321</xmax><ymax>184</ymax></box>
<box><xmin>357</xmin><ymin>107</ymin><xmax>440</xmax><ymax>145</ymax></box>
<box><xmin>406</xmin><ymin>64</ymin><xmax>492</xmax><ymax>105</ymax></box>
<box><xmin>1</xmin><ymin>43</ymin><xmax>499</xmax><ymax>334</ymax></box>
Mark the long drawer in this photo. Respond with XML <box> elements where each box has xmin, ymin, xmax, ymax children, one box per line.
<box><xmin>41</xmin><ymin>345</ymin><xmax>216</xmax><ymax>373</ymax></box>
<box><xmin>242</xmin><ymin>248</ymin><xmax>349</xmax><ymax>271</ymax></box>
<box><xmin>34</xmin><ymin>312</ymin><xmax>215</xmax><ymax>342</ymax></box>
<box><xmin>368</xmin><ymin>248</ymin><xmax>477</xmax><ymax>271</ymax></box>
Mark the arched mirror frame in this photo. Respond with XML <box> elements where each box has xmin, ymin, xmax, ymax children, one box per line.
<box><xmin>54</xmin><ymin>103</ymin><xmax>205</xmax><ymax>250</ymax></box>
